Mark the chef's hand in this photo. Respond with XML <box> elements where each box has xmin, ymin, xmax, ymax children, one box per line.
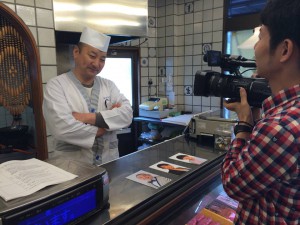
<box><xmin>72</xmin><ymin>112</ymin><xmax>96</xmax><ymax>125</ymax></box>
<box><xmin>110</xmin><ymin>102</ymin><xmax>121</xmax><ymax>109</ymax></box>
<box><xmin>223</xmin><ymin>87</ymin><xmax>254</xmax><ymax>126</ymax></box>
<box><xmin>96</xmin><ymin>128</ymin><xmax>106</xmax><ymax>137</ymax></box>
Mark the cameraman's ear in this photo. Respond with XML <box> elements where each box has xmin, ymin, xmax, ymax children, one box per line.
<box><xmin>280</xmin><ymin>39</ymin><xmax>293</xmax><ymax>63</ymax></box>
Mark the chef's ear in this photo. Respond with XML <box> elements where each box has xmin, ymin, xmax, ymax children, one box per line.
<box><xmin>73</xmin><ymin>45</ymin><xmax>80</xmax><ymax>57</ymax></box>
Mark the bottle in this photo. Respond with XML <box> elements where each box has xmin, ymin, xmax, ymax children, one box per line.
<box><xmin>214</xmin><ymin>123</ymin><xmax>233</xmax><ymax>151</ymax></box>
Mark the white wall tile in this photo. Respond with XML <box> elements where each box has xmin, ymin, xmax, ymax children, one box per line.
<box><xmin>203</xmin><ymin>9</ymin><xmax>213</xmax><ymax>21</ymax></box>
<box><xmin>214</xmin><ymin>0</ymin><xmax>224</xmax><ymax>8</ymax></box>
<box><xmin>157</xmin><ymin>17</ymin><xmax>166</xmax><ymax>27</ymax></box>
<box><xmin>41</xmin><ymin>66</ymin><xmax>57</xmax><ymax>83</ymax></box>
<box><xmin>184</xmin><ymin>56</ymin><xmax>193</xmax><ymax>66</ymax></box>
<box><xmin>36</xmin><ymin>8</ymin><xmax>54</xmax><ymax>28</ymax></box>
<box><xmin>203</xmin><ymin>21</ymin><xmax>213</xmax><ymax>32</ymax></box>
<box><xmin>194</xmin><ymin>0</ymin><xmax>203</xmax><ymax>12</ymax></box>
<box><xmin>166</xmin><ymin>47</ymin><xmax>174</xmax><ymax>57</ymax></box>
<box><xmin>193</xmin><ymin>44</ymin><xmax>202</xmax><ymax>55</ymax></box>
<box><xmin>158</xmin><ymin>48</ymin><xmax>166</xmax><ymax>57</ymax></box>
<box><xmin>38</xmin><ymin>28</ymin><xmax>55</xmax><ymax>46</ymax></box>
<box><xmin>184</xmin><ymin>34</ymin><xmax>193</xmax><ymax>45</ymax></box>
<box><xmin>174</xmin><ymin>46</ymin><xmax>184</xmax><ymax>56</ymax></box>
<box><xmin>213</xmin><ymin>19</ymin><xmax>223</xmax><ymax>31</ymax></box>
<box><xmin>184</xmin><ymin>24</ymin><xmax>193</xmax><ymax>35</ymax></box>
<box><xmin>39</xmin><ymin>47</ymin><xmax>57</xmax><ymax>65</ymax></box>
<box><xmin>176</xmin><ymin>15</ymin><xmax>184</xmax><ymax>25</ymax></box>
<box><xmin>211</xmin><ymin>97</ymin><xmax>221</xmax><ymax>107</ymax></box>
<box><xmin>35</xmin><ymin>0</ymin><xmax>53</xmax><ymax>9</ymax></box>
<box><xmin>16</xmin><ymin>5</ymin><xmax>36</xmax><ymax>26</ymax></box>
<box><xmin>16</xmin><ymin>0</ymin><xmax>34</xmax><ymax>6</ymax></box>
<box><xmin>166</xmin><ymin>15</ymin><xmax>174</xmax><ymax>26</ymax></box>
<box><xmin>193</xmin><ymin>55</ymin><xmax>202</xmax><ymax>66</ymax></box>
<box><xmin>193</xmin><ymin>34</ymin><xmax>203</xmax><ymax>44</ymax></box>
<box><xmin>175</xmin><ymin>36</ymin><xmax>184</xmax><ymax>46</ymax></box>
<box><xmin>194</xmin><ymin>22</ymin><xmax>203</xmax><ymax>34</ymax></box>
<box><xmin>157</xmin><ymin>7</ymin><xmax>165</xmax><ymax>17</ymax></box>
<box><xmin>185</xmin><ymin>13</ymin><xmax>193</xmax><ymax>24</ymax></box>
<box><xmin>1</xmin><ymin>0</ymin><xmax>15</xmax><ymax>3</ymax></box>
<box><xmin>213</xmin><ymin>7</ymin><xmax>223</xmax><ymax>20</ymax></box>
<box><xmin>184</xmin><ymin>66</ymin><xmax>193</xmax><ymax>76</ymax></box>
<box><xmin>148</xmin><ymin>58</ymin><xmax>157</xmax><ymax>67</ymax></box>
<box><xmin>194</xmin><ymin>11</ymin><xmax>203</xmax><ymax>23</ymax></box>
<box><xmin>184</xmin><ymin>95</ymin><xmax>193</xmax><ymax>105</ymax></box>
<box><xmin>203</xmin><ymin>32</ymin><xmax>213</xmax><ymax>43</ymax></box>
<box><xmin>193</xmin><ymin>96</ymin><xmax>202</xmax><ymax>106</ymax></box>
<box><xmin>185</xmin><ymin>45</ymin><xmax>193</xmax><ymax>56</ymax></box>
<box><xmin>175</xmin><ymin>25</ymin><xmax>184</xmax><ymax>36</ymax></box>
<box><xmin>166</xmin><ymin>4</ymin><xmax>174</xmax><ymax>16</ymax></box>
<box><xmin>166</xmin><ymin>26</ymin><xmax>174</xmax><ymax>36</ymax></box>
<box><xmin>204</xmin><ymin>0</ymin><xmax>213</xmax><ymax>10</ymax></box>
<box><xmin>213</xmin><ymin>31</ymin><xmax>223</xmax><ymax>42</ymax></box>
<box><xmin>149</xmin><ymin>67</ymin><xmax>157</xmax><ymax>77</ymax></box>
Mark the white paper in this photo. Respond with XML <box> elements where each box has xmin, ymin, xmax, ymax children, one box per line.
<box><xmin>0</xmin><ymin>158</ymin><xmax>78</xmax><ymax>201</ymax></box>
<box><xmin>161</xmin><ymin>114</ymin><xmax>194</xmax><ymax>126</ymax></box>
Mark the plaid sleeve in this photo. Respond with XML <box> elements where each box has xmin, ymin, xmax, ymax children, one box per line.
<box><xmin>221</xmin><ymin>122</ymin><xmax>298</xmax><ymax>202</ymax></box>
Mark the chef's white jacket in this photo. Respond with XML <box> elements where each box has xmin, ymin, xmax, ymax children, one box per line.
<box><xmin>43</xmin><ymin>71</ymin><xmax>133</xmax><ymax>165</ymax></box>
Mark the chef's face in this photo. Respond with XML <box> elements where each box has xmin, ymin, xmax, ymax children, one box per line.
<box><xmin>73</xmin><ymin>43</ymin><xmax>107</xmax><ymax>79</ymax></box>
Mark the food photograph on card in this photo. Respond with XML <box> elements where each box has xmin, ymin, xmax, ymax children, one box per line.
<box><xmin>169</xmin><ymin>153</ymin><xmax>207</xmax><ymax>165</ymax></box>
<box><xmin>150</xmin><ymin>161</ymin><xmax>190</xmax><ymax>175</ymax></box>
<box><xmin>126</xmin><ymin>170</ymin><xmax>172</xmax><ymax>189</ymax></box>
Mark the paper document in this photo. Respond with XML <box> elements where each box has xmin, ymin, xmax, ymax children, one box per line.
<box><xmin>0</xmin><ymin>158</ymin><xmax>78</xmax><ymax>201</ymax></box>
<box><xmin>161</xmin><ymin>114</ymin><xmax>194</xmax><ymax>126</ymax></box>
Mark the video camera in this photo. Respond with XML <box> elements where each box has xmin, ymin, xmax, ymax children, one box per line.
<box><xmin>194</xmin><ymin>50</ymin><xmax>272</xmax><ymax>108</ymax></box>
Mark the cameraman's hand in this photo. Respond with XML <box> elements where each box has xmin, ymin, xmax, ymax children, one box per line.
<box><xmin>223</xmin><ymin>87</ymin><xmax>254</xmax><ymax>125</ymax></box>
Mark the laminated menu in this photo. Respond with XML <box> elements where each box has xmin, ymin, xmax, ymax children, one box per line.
<box><xmin>0</xmin><ymin>158</ymin><xmax>78</xmax><ymax>201</ymax></box>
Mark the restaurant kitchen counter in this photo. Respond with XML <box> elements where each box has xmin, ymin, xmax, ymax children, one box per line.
<box><xmin>83</xmin><ymin>134</ymin><xmax>226</xmax><ymax>225</ymax></box>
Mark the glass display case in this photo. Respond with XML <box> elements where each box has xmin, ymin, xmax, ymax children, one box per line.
<box><xmin>85</xmin><ymin>134</ymin><xmax>228</xmax><ymax>225</ymax></box>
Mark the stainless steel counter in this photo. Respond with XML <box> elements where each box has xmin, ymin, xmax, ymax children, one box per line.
<box><xmin>84</xmin><ymin>134</ymin><xmax>226</xmax><ymax>225</ymax></box>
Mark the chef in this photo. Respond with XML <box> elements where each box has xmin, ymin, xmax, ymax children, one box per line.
<box><xmin>43</xmin><ymin>27</ymin><xmax>133</xmax><ymax>165</ymax></box>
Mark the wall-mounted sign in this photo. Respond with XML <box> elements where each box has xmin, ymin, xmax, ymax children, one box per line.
<box><xmin>184</xmin><ymin>86</ymin><xmax>193</xmax><ymax>96</ymax></box>
<box><xmin>202</xmin><ymin>43</ymin><xmax>212</xmax><ymax>54</ymax></box>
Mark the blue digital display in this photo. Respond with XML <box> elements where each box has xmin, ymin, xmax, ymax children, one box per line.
<box><xmin>18</xmin><ymin>189</ymin><xmax>97</xmax><ymax>225</ymax></box>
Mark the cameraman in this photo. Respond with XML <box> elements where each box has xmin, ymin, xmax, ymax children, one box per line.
<box><xmin>221</xmin><ymin>0</ymin><xmax>300</xmax><ymax>224</ymax></box>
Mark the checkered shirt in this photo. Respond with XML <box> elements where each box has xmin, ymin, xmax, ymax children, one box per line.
<box><xmin>222</xmin><ymin>84</ymin><xmax>300</xmax><ymax>225</ymax></box>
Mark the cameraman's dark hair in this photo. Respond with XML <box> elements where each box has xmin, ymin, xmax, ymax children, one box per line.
<box><xmin>260</xmin><ymin>0</ymin><xmax>300</xmax><ymax>51</ymax></box>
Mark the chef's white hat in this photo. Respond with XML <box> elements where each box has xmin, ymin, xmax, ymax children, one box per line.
<box><xmin>79</xmin><ymin>27</ymin><xmax>111</xmax><ymax>52</ymax></box>
<box><xmin>238</xmin><ymin>26</ymin><xmax>260</xmax><ymax>49</ymax></box>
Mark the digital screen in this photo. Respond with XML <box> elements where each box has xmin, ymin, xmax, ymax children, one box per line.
<box><xmin>18</xmin><ymin>189</ymin><xmax>97</xmax><ymax>225</ymax></box>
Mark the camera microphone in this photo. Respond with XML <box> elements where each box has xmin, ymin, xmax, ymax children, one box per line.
<box><xmin>204</xmin><ymin>50</ymin><xmax>256</xmax><ymax>69</ymax></box>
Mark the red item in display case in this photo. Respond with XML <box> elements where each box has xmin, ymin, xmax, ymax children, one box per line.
<box><xmin>186</xmin><ymin>193</ymin><xmax>238</xmax><ymax>225</ymax></box>
<box><xmin>205</xmin><ymin>194</ymin><xmax>238</xmax><ymax>222</ymax></box>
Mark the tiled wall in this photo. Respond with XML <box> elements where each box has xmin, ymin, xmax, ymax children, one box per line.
<box><xmin>122</xmin><ymin>0</ymin><xmax>224</xmax><ymax>113</ymax></box>
<box><xmin>0</xmin><ymin>0</ymin><xmax>224</xmax><ymax>153</ymax></box>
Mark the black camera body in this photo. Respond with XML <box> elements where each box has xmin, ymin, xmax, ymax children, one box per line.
<box><xmin>194</xmin><ymin>51</ymin><xmax>272</xmax><ymax>108</ymax></box>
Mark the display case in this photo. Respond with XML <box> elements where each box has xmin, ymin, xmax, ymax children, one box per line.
<box><xmin>133</xmin><ymin>116</ymin><xmax>186</xmax><ymax>150</ymax></box>
<box><xmin>84</xmin><ymin>134</ymin><xmax>228</xmax><ymax>225</ymax></box>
